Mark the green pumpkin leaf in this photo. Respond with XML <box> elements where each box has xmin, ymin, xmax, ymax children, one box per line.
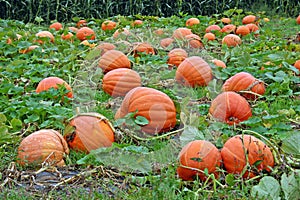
<box><xmin>281</xmin><ymin>132</ymin><xmax>300</xmax><ymax>158</ymax></box>
<box><xmin>281</xmin><ymin>172</ymin><xmax>300</xmax><ymax>200</ymax></box>
<box><xmin>251</xmin><ymin>176</ymin><xmax>281</xmax><ymax>200</ymax></box>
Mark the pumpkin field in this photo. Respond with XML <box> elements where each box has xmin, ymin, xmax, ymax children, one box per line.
<box><xmin>0</xmin><ymin>4</ymin><xmax>300</xmax><ymax>200</ymax></box>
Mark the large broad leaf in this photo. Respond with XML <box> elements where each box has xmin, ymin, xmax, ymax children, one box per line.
<box><xmin>179</xmin><ymin>125</ymin><xmax>204</xmax><ymax>146</ymax></box>
<box><xmin>281</xmin><ymin>132</ymin><xmax>300</xmax><ymax>158</ymax></box>
<box><xmin>251</xmin><ymin>176</ymin><xmax>281</xmax><ymax>200</ymax></box>
<box><xmin>281</xmin><ymin>171</ymin><xmax>300</xmax><ymax>200</ymax></box>
<box><xmin>77</xmin><ymin>141</ymin><xmax>180</xmax><ymax>173</ymax></box>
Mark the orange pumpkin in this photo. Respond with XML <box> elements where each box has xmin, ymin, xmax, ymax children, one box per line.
<box><xmin>133</xmin><ymin>20</ymin><xmax>143</xmax><ymax>26</ymax></box>
<box><xmin>17</xmin><ymin>129</ymin><xmax>69</xmax><ymax>166</ymax></box>
<box><xmin>49</xmin><ymin>22</ymin><xmax>63</xmax><ymax>31</ymax></box>
<box><xmin>167</xmin><ymin>48</ymin><xmax>188</xmax><ymax>67</ymax></box>
<box><xmin>212</xmin><ymin>59</ymin><xmax>226</xmax><ymax>68</ymax></box>
<box><xmin>242</xmin><ymin>15</ymin><xmax>257</xmax><ymax>24</ymax></box>
<box><xmin>76</xmin><ymin>19</ymin><xmax>87</xmax><ymax>28</ymax></box>
<box><xmin>177</xmin><ymin>140</ymin><xmax>222</xmax><ymax>181</ymax></box>
<box><xmin>160</xmin><ymin>38</ymin><xmax>174</xmax><ymax>48</ymax></box>
<box><xmin>186</xmin><ymin>18</ymin><xmax>200</xmax><ymax>27</ymax></box>
<box><xmin>35</xmin><ymin>31</ymin><xmax>55</xmax><ymax>44</ymax></box>
<box><xmin>203</xmin><ymin>32</ymin><xmax>216</xmax><ymax>41</ymax></box>
<box><xmin>36</xmin><ymin>76</ymin><xmax>73</xmax><ymax>98</ymax></box>
<box><xmin>209</xmin><ymin>91</ymin><xmax>252</xmax><ymax>125</ymax></box>
<box><xmin>185</xmin><ymin>34</ymin><xmax>203</xmax><ymax>48</ymax></box>
<box><xmin>68</xmin><ymin>26</ymin><xmax>79</xmax><ymax>33</ymax></box>
<box><xmin>205</xmin><ymin>25</ymin><xmax>221</xmax><ymax>33</ymax></box>
<box><xmin>61</xmin><ymin>32</ymin><xmax>74</xmax><ymax>41</ymax></box>
<box><xmin>96</xmin><ymin>42</ymin><xmax>116</xmax><ymax>56</ymax></box>
<box><xmin>221</xmin><ymin>24</ymin><xmax>236</xmax><ymax>33</ymax></box>
<box><xmin>246</xmin><ymin>23</ymin><xmax>259</xmax><ymax>33</ymax></box>
<box><xmin>132</xmin><ymin>42</ymin><xmax>156</xmax><ymax>57</ymax></box>
<box><xmin>221</xmin><ymin>134</ymin><xmax>274</xmax><ymax>178</ymax></box>
<box><xmin>153</xmin><ymin>28</ymin><xmax>164</xmax><ymax>35</ymax></box>
<box><xmin>294</xmin><ymin>60</ymin><xmax>300</xmax><ymax>74</ymax></box>
<box><xmin>235</xmin><ymin>25</ymin><xmax>250</xmax><ymax>36</ymax></box>
<box><xmin>175</xmin><ymin>56</ymin><xmax>213</xmax><ymax>87</ymax></box>
<box><xmin>221</xmin><ymin>18</ymin><xmax>231</xmax><ymax>24</ymax></box>
<box><xmin>19</xmin><ymin>45</ymin><xmax>42</xmax><ymax>54</ymax></box>
<box><xmin>102</xmin><ymin>68</ymin><xmax>142</xmax><ymax>97</ymax></box>
<box><xmin>222</xmin><ymin>34</ymin><xmax>242</xmax><ymax>47</ymax></box>
<box><xmin>297</xmin><ymin>15</ymin><xmax>300</xmax><ymax>24</ymax></box>
<box><xmin>222</xmin><ymin>72</ymin><xmax>265</xmax><ymax>100</ymax></box>
<box><xmin>6</xmin><ymin>33</ymin><xmax>22</xmax><ymax>44</ymax></box>
<box><xmin>64</xmin><ymin>113</ymin><xmax>115</xmax><ymax>153</ymax></box>
<box><xmin>101</xmin><ymin>20</ymin><xmax>117</xmax><ymax>31</ymax></box>
<box><xmin>172</xmin><ymin>28</ymin><xmax>193</xmax><ymax>40</ymax></box>
<box><xmin>113</xmin><ymin>28</ymin><xmax>131</xmax><ymax>39</ymax></box>
<box><xmin>115</xmin><ymin>87</ymin><xmax>177</xmax><ymax>134</ymax></box>
<box><xmin>76</xmin><ymin>27</ymin><xmax>96</xmax><ymax>41</ymax></box>
<box><xmin>98</xmin><ymin>50</ymin><xmax>131</xmax><ymax>73</ymax></box>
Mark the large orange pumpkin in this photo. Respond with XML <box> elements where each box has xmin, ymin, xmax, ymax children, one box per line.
<box><xmin>102</xmin><ymin>68</ymin><xmax>142</xmax><ymax>97</ymax></box>
<box><xmin>222</xmin><ymin>34</ymin><xmax>242</xmax><ymax>47</ymax></box>
<box><xmin>235</xmin><ymin>25</ymin><xmax>250</xmax><ymax>36</ymax></box>
<box><xmin>64</xmin><ymin>113</ymin><xmax>115</xmax><ymax>153</ymax></box>
<box><xmin>209</xmin><ymin>91</ymin><xmax>252</xmax><ymax>125</ymax></box>
<box><xmin>115</xmin><ymin>87</ymin><xmax>177</xmax><ymax>134</ymax></box>
<box><xmin>221</xmin><ymin>134</ymin><xmax>274</xmax><ymax>178</ymax></box>
<box><xmin>177</xmin><ymin>140</ymin><xmax>222</xmax><ymax>181</ymax></box>
<box><xmin>175</xmin><ymin>56</ymin><xmax>213</xmax><ymax>87</ymax></box>
<box><xmin>36</xmin><ymin>76</ymin><xmax>73</xmax><ymax>98</ymax></box>
<box><xmin>17</xmin><ymin>129</ymin><xmax>69</xmax><ymax>166</ymax></box>
<box><xmin>76</xmin><ymin>27</ymin><xmax>96</xmax><ymax>41</ymax></box>
<box><xmin>242</xmin><ymin>15</ymin><xmax>257</xmax><ymax>24</ymax></box>
<box><xmin>167</xmin><ymin>48</ymin><xmax>188</xmax><ymax>67</ymax></box>
<box><xmin>98</xmin><ymin>50</ymin><xmax>131</xmax><ymax>73</ymax></box>
<box><xmin>222</xmin><ymin>72</ymin><xmax>265</xmax><ymax>100</ymax></box>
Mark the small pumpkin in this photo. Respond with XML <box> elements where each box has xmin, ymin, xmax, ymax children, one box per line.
<box><xmin>203</xmin><ymin>32</ymin><xmax>216</xmax><ymax>41</ymax></box>
<box><xmin>167</xmin><ymin>48</ymin><xmax>188</xmax><ymax>67</ymax></box>
<box><xmin>17</xmin><ymin>129</ymin><xmax>69</xmax><ymax>167</ymax></box>
<box><xmin>102</xmin><ymin>68</ymin><xmax>142</xmax><ymax>97</ymax></box>
<box><xmin>113</xmin><ymin>28</ymin><xmax>131</xmax><ymax>39</ymax></box>
<box><xmin>49</xmin><ymin>22</ymin><xmax>63</xmax><ymax>31</ymax></box>
<box><xmin>175</xmin><ymin>56</ymin><xmax>213</xmax><ymax>87</ymax></box>
<box><xmin>205</xmin><ymin>25</ymin><xmax>221</xmax><ymax>33</ymax></box>
<box><xmin>101</xmin><ymin>20</ymin><xmax>117</xmax><ymax>31</ymax></box>
<box><xmin>132</xmin><ymin>42</ymin><xmax>156</xmax><ymax>57</ymax></box>
<box><xmin>221</xmin><ymin>18</ymin><xmax>231</xmax><ymax>24</ymax></box>
<box><xmin>235</xmin><ymin>25</ymin><xmax>250</xmax><ymax>36</ymax></box>
<box><xmin>6</xmin><ymin>33</ymin><xmax>22</xmax><ymax>44</ymax></box>
<box><xmin>221</xmin><ymin>24</ymin><xmax>236</xmax><ymax>33</ymax></box>
<box><xmin>68</xmin><ymin>26</ymin><xmax>79</xmax><ymax>33</ymax></box>
<box><xmin>297</xmin><ymin>15</ymin><xmax>300</xmax><ymax>24</ymax></box>
<box><xmin>61</xmin><ymin>32</ymin><xmax>74</xmax><ymax>41</ymax></box>
<box><xmin>96</xmin><ymin>42</ymin><xmax>116</xmax><ymax>56</ymax></box>
<box><xmin>76</xmin><ymin>27</ymin><xmax>96</xmax><ymax>41</ymax></box>
<box><xmin>76</xmin><ymin>19</ymin><xmax>87</xmax><ymax>28</ymax></box>
<box><xmin>35</xmin><ymin>31</ymin><xmax>55</xmax><ymax>44</ymax></box>
<box><xmin>294</xmin><ymin>60</ymin><xmax>300</xmax><ymax>74</ymax></box>
<box><xmin>242</xmin><ymin>15</ymin><xmax>258</xmax><ymax>24</ymax></box>
<box><xmin>209</xmin><ymin>91</ymin><xmax>252</xmax><ymax>125</ymax></box>
<box><xmin>115</xmin><ymin>87</ymin><xmax>177</xmax><ymax>135</ymax></box>
<box><xmin>36</xmin><ymin>76</ymin><xmax>73</xmax><ymax>98</ymax></box>
<box><xmin>64</xmin><ymin>112</ymin><xmax>115</xmax><ymax>153</ymax></box>
<box><xmin>160</xmin><ymin>38</ymin><xmax>174</xmax><ymax>48</ymax></box>
<box><xmin>246</xmin><ymin>23</ymin><xmax>259</xmax><ymax>33</ymax></box>
<box><xmin>186</xmin><ymin>18</ymin><xmax>200</xmax><ymax>27</ymax></box>
<box><xmin>19</xmin><ymin>45</ymin><xmax>42</xmax><ymax>54</ymax></box>
<box><xmin>185</xmin><ymin>34</ymin><xmax>203</xmax><ymax>48</ymax></box>
<box><xmin>177</xmin><ymin>140</ymin><xmax>222</xmax><ymax>181</ymax></box>
<box><xmin>133</xmin><ymin>20</ymin><xmax>143</xmax><ymax>26</ymax></box>
<box><xmin>222</xmin><ymin>72</ymin><xmax>265</xmax><ymax>100</ymax></box>
<box><xmin>212</xmin><ymin>59</ymin><xmax>226</xmax><ymax>68</ymax></box>
<box><xmin>98</xmin><ymin>50</ymin><xmax>131</xmax><ymax>73</ymax></box>
<box><xmin>172</xmin><ymin>28</ymin><xmax>193</xmax><ymax>40</ymax></box>
<box><xmin>221</xmin><ymin>134</ymin><xmax>274</xmax><ymax>178</ymax></box>
<box><xmin>222</xmin><ymin>34</ymin><xmax>242</xmax><ymax>47</ymax></box>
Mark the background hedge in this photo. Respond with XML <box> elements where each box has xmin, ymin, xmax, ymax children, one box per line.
<box><xmin>1</xmin><ymin>0</ymin><xmax>299</xmax><ymax>23</ymax></box>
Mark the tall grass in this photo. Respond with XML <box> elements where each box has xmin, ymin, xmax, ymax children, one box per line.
<box><xmin>0</xmin><ymin>0</ymin><xmax>299</xmax><ymax>23</ymax></box>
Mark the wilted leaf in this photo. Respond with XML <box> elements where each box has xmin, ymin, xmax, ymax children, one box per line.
<box><xmin>251</xmin><ymin>176</ymin><xmax>281</xmax><ymax>200</ymax></box>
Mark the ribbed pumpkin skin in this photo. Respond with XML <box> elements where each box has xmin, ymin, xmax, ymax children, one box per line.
<box><xmin>172</xmin><ymin>28</ymin><xmax>193</xmax><ymax>40</ymax></box>
<box><xmin>209</xmin><ymin>91</ymin><xmax>252</xmax><ymax>125</ymax></box>
<box><xmin>242</xmin><ymin>15</ymin><xmax>257</xmax><ymax>24</ymax></box>
<box><xmin>116</xmin><ymin>87</ymin><xmax>177</xmax><ymax>134</ymax></box>
<box><xmin>98</xmin><ymin>50</ymin><xmax>131</xmax><ymax>74</ymax></box>
<box><xmin>221</xmin><ymin>134</ymin><xmax>274</xmax><ymax>178</ymax></box>
<box><xmin>102</xmin><ymin>68</ymin><xmax>142</xmax><ymax>97</ymax></box>
<box><xmin>36</xmin><ymin>76</ymin><xmax>73</xmax><ymax>98</ymax></box>
<box><xmin>221</xmin><ymin>24</ymin><xmax>236</xmax><ymax>33</ymax></box>
<box><xmin>175</xmin><ymin>56</ymin><xmax>213</xmax><ymax>87</ymax></box>
<box><xmin>17</xmin><ymin>129</ymin><xmax>69</xmax><ymax>166</ymax></box>
<box><xmin>64</xmin><ymin>113</ymin><xmax>115</xmax><ymax>153</ymax></box>
<box><xmin>177</xmin><ymin>140</ymin><xmax>222</xmax><ymax>181</ymax></box>
<box><xmin>186</xmin><ymin>18</ymin><xmax>200</xmax><ymax>27</ymax></box>
<box><xmin>222</xmin><ymin>72</ymin><xmax>265</xmax><ymax>100</ymax></box>
<box><xmin>167</xmin><ymin>48</ymin><xmax>188</xmax><ymax>67</ymax></box>
<box><xmin>222</xmin><ymin>34</ymin><xmax>242</xmax><ymax>47</ymax></box>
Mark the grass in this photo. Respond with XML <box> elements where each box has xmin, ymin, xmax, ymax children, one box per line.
<box><xmin>0</xmin><ymin>7</ymin><xmax>300</xmax><ymax>200</ymax></box>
